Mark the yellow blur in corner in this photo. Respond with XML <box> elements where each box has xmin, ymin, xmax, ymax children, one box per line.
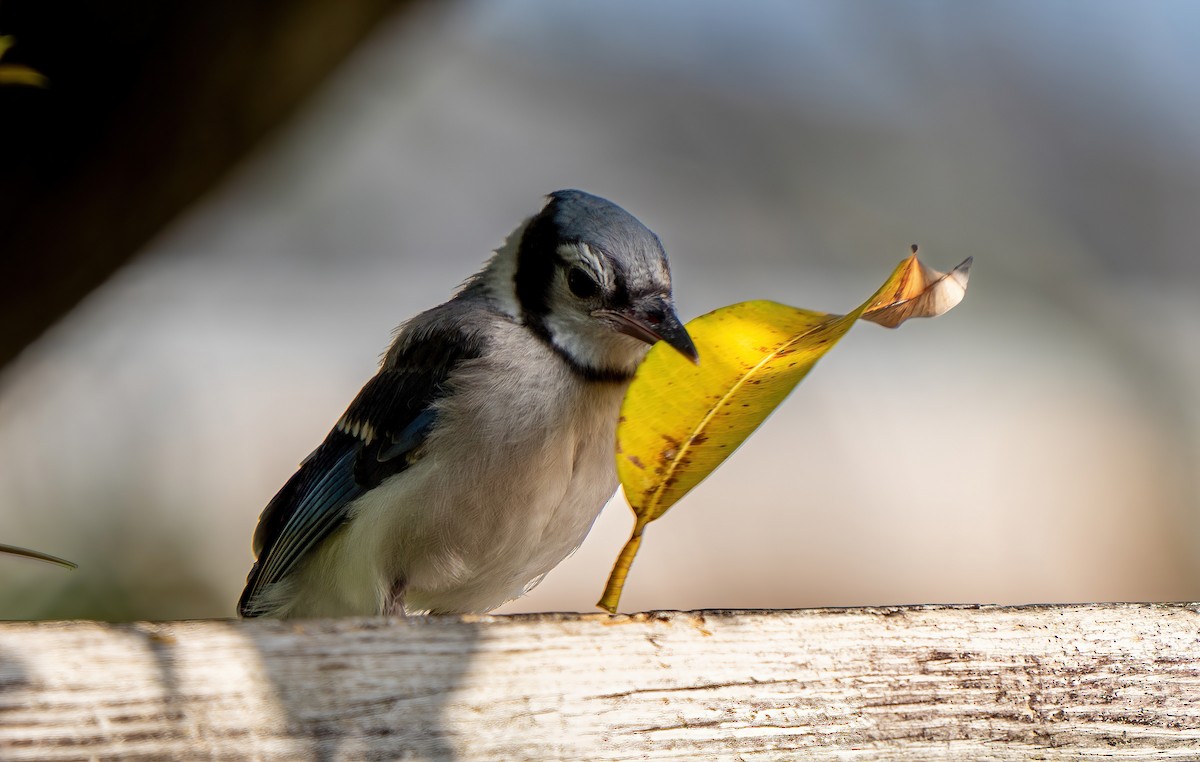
<box><xmin>0</xmin><ymin>36</ymin><xmax>47</xmax><ymax>87</ymax></box>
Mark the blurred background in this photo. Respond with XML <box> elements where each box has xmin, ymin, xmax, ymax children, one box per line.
<box><xmin>1</xmin><ymin>0</ymin><xmax>1198</xmax><ymax>620</ymax></box>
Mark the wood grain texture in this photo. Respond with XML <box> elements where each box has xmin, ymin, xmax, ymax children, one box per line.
<box><xmin>1</xmin><ymin>604</ymin><xmax>1199</xmax><ymax>760</ymax></box>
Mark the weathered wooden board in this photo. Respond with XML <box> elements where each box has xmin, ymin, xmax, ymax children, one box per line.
<box><xmin>1</xmin><ymin>604</ymin><xmax>1198</xmax><ymax>760</ymax></box>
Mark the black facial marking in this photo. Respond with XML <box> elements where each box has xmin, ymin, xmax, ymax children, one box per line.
<box><xmin>609</xmin><ymin>273</ymin><xmax>631</xmax><ymax>311</ymax></box>
<box><xmin>514</xmin><ymin>206</ymin><xmax>559</xmax><ymax>321</ymax></box>
<box><xmin>552</xmin><ymin>350</ymin><xmax>636</xmax><ymax>384</ymax></box>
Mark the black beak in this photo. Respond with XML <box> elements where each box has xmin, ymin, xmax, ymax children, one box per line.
<box><xmin>595</xmin><ymin>298</ymin><xmax>699</xmax><ymax>364</ymax></box>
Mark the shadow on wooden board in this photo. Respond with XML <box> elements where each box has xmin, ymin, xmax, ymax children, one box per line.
<box><xmin>1</xmin><ymin>608</ymin><xmax>1198</xmax><ymax>760</ymax></box>
<box><xmin>0</xmin><ymin>0</ymin><xmax>415</xmax><ymax>371</ymax></box>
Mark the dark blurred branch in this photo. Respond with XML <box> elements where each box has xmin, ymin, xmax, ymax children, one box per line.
<box><xmin>0</xmin><ymin>0</ymin><xmax>414</xmax><ymax>370</ymax></box>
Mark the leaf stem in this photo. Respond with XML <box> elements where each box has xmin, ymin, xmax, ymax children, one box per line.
<box><xmin>597</xmin><ymin>518</ymin><xmax>646</xmax><ymax>613</ymax></box>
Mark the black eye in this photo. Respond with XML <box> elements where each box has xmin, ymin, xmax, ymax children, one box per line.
<box><xmin>567</xmin><ymin>267</ymin><xmax>599</xmax><ymax>299</ymax></box>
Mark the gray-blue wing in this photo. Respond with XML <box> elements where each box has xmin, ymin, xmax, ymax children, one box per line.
<box><xmin>238</xmin><ymin>325</ymin><xmax>483</xmax><ymax>617</ymax></box>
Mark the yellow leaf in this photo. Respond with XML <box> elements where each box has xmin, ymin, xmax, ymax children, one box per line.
<box><xmin>598</xmin><ymin>251</ymin><xmax>972</xmax><ymax>612</ymax></box>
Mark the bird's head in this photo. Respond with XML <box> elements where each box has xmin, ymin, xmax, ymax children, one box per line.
<box><xmin>492</xmin><ymin>190</ymin><xmax>697</xmax><ymax>381</ymax></box>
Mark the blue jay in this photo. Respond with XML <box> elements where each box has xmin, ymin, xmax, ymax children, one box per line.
<box><xmin>239</xmin><ymin>190</ymin><xmax>697</xmax><ymax>618</ymax></box>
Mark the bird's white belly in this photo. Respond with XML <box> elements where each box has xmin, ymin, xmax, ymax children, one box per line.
<box><xmin>374</xmin><ymin>431</ymin><xmax>615</xmax><ymax>613</ymax></box>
